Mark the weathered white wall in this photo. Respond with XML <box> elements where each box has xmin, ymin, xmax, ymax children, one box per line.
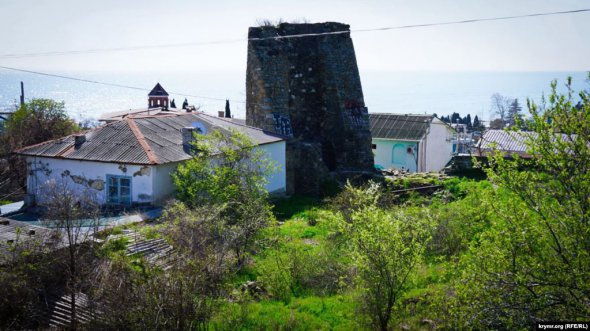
<box><xmin>25</xmin><ymin>140</ymin><xmax>287</xmax><ymax>206</ymax></box>
<box><xmin>258</xmin><ymin>141</ymin><xmax>286</xmax><ymax>193</ymax></box>
<box><xmin>372</xmin><ymin>138</ymin><xmax>418</xmax><ymax>172</ymax></box>
<box><xmin>26</xmin><ymin>157</ymin><xmax>154</xmax><ymax>205</ymax></box>
<box><xmin>424</xmin><ymin>118</ymin><xmax>455</xmax><ymax>172</ymax></box>
<box><xmin>151</xmin><ymin>161</ymin><xmax>182</xmax><ymax>204</ymax></box>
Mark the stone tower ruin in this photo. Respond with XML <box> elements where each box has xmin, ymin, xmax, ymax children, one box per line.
<box><xmin>246</xmin><ymin>22</ymin><xmax>374</xmax><ymax>195</ymax></box>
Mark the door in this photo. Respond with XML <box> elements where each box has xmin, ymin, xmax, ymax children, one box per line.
<box><xmin>107</xmin><ymin>175</ymin><xmax>132</xmax><ymax>205</ymax></box>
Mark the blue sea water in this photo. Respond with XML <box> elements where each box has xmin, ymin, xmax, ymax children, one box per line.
<box><xmin>0</xmin><ymin>70</ymin><xmax>587</xmax><ymax>123</ymax></box>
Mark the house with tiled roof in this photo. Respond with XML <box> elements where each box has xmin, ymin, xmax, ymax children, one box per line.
<box><xmin>369</xmin><ymin>113</ymin><xmax>456</xmax><ymax>172</ymax></box>
<box><xmin>17</xmin><ymin>85</ymin><xmax>286</xmax><ymax>206</ymax></box>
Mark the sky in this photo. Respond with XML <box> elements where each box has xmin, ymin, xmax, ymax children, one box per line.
<box><xmin>0</xmin><ymin>0</ymin><xmax>589</xmax><ymax>73</ymax></box>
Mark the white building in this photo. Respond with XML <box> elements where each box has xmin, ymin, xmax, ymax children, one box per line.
<box><xmin>369</xmin><ymin>113</ymin><xmax>456</xmax><ymax>172</ymax></box>
<box><xmin>17</xmin><ymin>112</ymin><xmax>286</xmax><ymax>206</ymax></box>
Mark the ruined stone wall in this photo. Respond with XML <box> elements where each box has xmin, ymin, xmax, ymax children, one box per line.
<box><xmin>246</xmin><ymin>22</ymin><xmax>374</xmax><ymax>195</ymax></box>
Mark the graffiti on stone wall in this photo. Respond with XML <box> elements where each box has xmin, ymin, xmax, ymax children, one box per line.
<box><xmin>344</xmin><ymin>100</ymin><xmax>368</xmax><ymax>128</ymax></box>
<box><xmin>273</xmin><ymin>113</ymin><xmax>293</xmax><ymax>136</ymax></box>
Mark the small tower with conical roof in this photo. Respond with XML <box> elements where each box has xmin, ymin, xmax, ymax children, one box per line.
<box><xmin>148</xmin><ymin>83</ymin><xmax>169</xmax><ymax>109</ymax></box>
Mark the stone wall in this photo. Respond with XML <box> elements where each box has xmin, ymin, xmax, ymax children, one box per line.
<box><xmin>246</xmin><ymin>22</ymin><xmax>375</xmax><ymax>195</ymax></box>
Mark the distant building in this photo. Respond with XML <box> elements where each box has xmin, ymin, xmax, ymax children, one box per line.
<box><xmin>148</xmin><ymin>82</ymin><xmax>169</xmax><ymax>109</ymax></box>
<box><xmin>369</xmin><ymin>114</ymin><xmax>456</xmax><ymax>172</ymax></box>
<box><xmin>475</xmin><ymin>129</ymin><xmax>534</xmax><ymax>158</ymax></box>
<box><xmin>16</xmin><ymin>84</ymin><xmax>286</xmax><ymax>207</ymax></box>
<box><xmin>99</xmin><ymin>83</ymin><xmax>197</xmax><ymax>123</ymax></box>
<box><xmin>449</xmin><ymin>123</ymin><xmax>475</xmax><ymax>154</ymax></box>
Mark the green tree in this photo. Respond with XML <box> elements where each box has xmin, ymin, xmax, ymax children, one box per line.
<box><xmin>464</xmin><ymin>114</ymin><xmax>472</xmax><ymax>128</ymax></box>
<box><xmin>472</xmin><ymin>115</ymin><xmax>483</xmax><ymax>130</ymax></box>
<box><xmin>455</xmin><ymin>75</ymin><xmax>590</xmax><ymax>328</ymax></box>
<box><xmin>172</xmin><ymin>128</ymin><xmax>276</xmax><ymax>267</ymax></box>
<box><xmin>338</xmin><ymin>182</ymin><xmax>433</xmax><ymax>330</ymax></box>
<box><xmin>0</xmin><ymin>99</ymin><xmax>79</xmax><ymax>195</ymax></box>
<box><xmin>507</xmin><ymin>98</ymin><xmax>523</xmax><ymax>127</ymax></box>
<box><xmin>225</xmin><ymin>99</ymin><xmax>231</xmax><ymax>118</ymax></box>
<box><xmin>1</xmin><ymin>99</ymin><xmax>78</xmax><ymax>153</ymax></box>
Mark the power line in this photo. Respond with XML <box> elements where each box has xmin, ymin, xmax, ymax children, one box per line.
<box><xmin>0</xmin><ymin>8</ymin><xmax>588</xmax><ymax>59</ymax></box>
<box><xmin>0</xmin><ymin>65</ymin><xmax>245</xmax><ymax>104</ymax></box>
<box><xmin>0</xmin><ymin>65</ymin><xmax>468</xmax><ymax>126</ymax></box>
<box><xmin>0</xmin><ymin>65</ymin><xmax>507</xmax><ymax>127</ymax></box>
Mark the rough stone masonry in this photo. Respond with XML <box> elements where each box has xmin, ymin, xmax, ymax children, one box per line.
<box><xmin>246</xmin><ymin>22</ymin><xmax>375</xmax><ymax>195</ymax></box>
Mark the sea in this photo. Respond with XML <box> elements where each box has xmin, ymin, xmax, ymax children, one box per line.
<box><xmin>0</xmin><ymin>70</ymin><xmax>587</xmax><ymax>123</ymax></box>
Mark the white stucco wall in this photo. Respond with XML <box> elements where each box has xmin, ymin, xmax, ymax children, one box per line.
<box><xmin>25</xmin><ymin>140</ymin><xmax>287</xmax><ymax>206</ymax></box>
<box><xmin>151</xmin><ymin>161</ymin><xmax>182</xmax><ymax>204</ymax></box>
<box><xmin>372</xmin><ymin>138</ymin><xmax>418</xmax><ymax>172</ymax></box>
<box><xmin>423</xmin><ymin>118</ymin><xmax>455</xmax><ymax>172</ymax></box>
<box><xmin>25</xmin><ymin>157</ymin><xmax>154</xmax><ymax>205</ymax></box>
<box><xmin>258</xmin><ymin>141</ymin><xmax>286</xmax><ymax>194</ymax></box>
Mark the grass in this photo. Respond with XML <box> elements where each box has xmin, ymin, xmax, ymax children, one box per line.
<box><xmin>211</xmin><ymin>295</ymin><xmax>360</xmax><ymax>331</ymax></box>
<box><xmin>217</xmin><ymin>178</ymin><xmax>483</xmax><ymax>329</ymax></box>
<box><xmin>272</xmin><ymin>195</ymin><xmax>320</xmax><ymax>220</ymax></box>
<box><xmin>0</xmin><ymin>200</ymin><xmax>12</xmax><ymax>206</ymax></box>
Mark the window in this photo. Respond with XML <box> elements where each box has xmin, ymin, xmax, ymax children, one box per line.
<box><xmin>107</xmin><ymin>175</ymin><xmax>131</xmax><ymax>205</ymax></box>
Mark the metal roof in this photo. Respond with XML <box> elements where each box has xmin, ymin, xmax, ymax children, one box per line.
<box><xmin>17</xmin><ymin>113</ymin><xmax>285</xmax><ymax>165</ymax></box>
<box><xmin>369</xmin><ymin>113</ymin><xmax>435</xmax><ymax>141</ymax></box>
<box><xmin>98</xmin><ymin>107</ymin><xmax>183</xmax><ymax>122</ymax></box>
<box><xmin>477</xmin><ymin>130</ymin><xmax>534</xmax><ymax>155</ymax></box>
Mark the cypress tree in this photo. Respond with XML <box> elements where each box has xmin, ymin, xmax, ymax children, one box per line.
<box><xmin>225</xmin><ymin>99</ymin><xmax>231</xmax><ymax>118</ymax></box>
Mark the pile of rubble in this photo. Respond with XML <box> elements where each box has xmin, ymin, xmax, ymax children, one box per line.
<box><xmin>380</xmin><ymin>168</ymin><xmax>449</xmax><ymax>181</ymax></box>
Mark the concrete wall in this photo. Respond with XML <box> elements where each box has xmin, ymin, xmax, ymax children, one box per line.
<box><xmin>372</xmin><ymin>138</ymin><xmax>418</xmax><ymax>172</ymax></box>
<box><xmin>25</xmin><ymin>157</ymin><xmax>154</xmax><ymax>205</ymax></box>
<box><xmin>424</xmin><ymin>118</ymin><xmax>455</xmax><ymax>172</ymax></box>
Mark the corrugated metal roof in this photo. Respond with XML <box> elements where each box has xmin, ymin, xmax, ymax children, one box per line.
<box><xmin>17</xmin><ymin>113</ymin><xmax>285</xmax><ymax>165</ymax></box>
<box><xmin>478</xmin><ymin>130</ymin><xmax>534</xmax><ymax>154</ymax></box>
<box><xmin>98</xmin><ymin>107</ymin><xmax>185</xmax><ymax>122</ymax></box>
<box><xmin>369</xmin><ymin>113</ymin><xmax>434</xmax><ymax>141</ymax></box>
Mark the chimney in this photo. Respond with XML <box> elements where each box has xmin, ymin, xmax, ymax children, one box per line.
<box><xmin>181</xmin><ymin>127</ymin><xmax>195</xmax><ymax>153</ymax></box>
<box><xmin>218</xmin><ymin>111</ymin><xmax>225</xmax><ymax>118</ymax></box>
<box><xmin>74</xmin><ymin>134</ymin><xmax>86</xmax><ymax>149</ymax></box>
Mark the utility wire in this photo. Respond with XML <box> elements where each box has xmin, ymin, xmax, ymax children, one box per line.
<box><xmin>0</xmin><ymin>65</ymin><xmax>492</xmax><ymax>126</ymax></box>
<box><xmin>0</xmin><ymin>8</ymin><xmax>588</xmax><ymax>59</ymax></box>
<box><xmin>0</xmin><ymin>65</ymin><xmax>245</xmax><ymax>104</ymax></box>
